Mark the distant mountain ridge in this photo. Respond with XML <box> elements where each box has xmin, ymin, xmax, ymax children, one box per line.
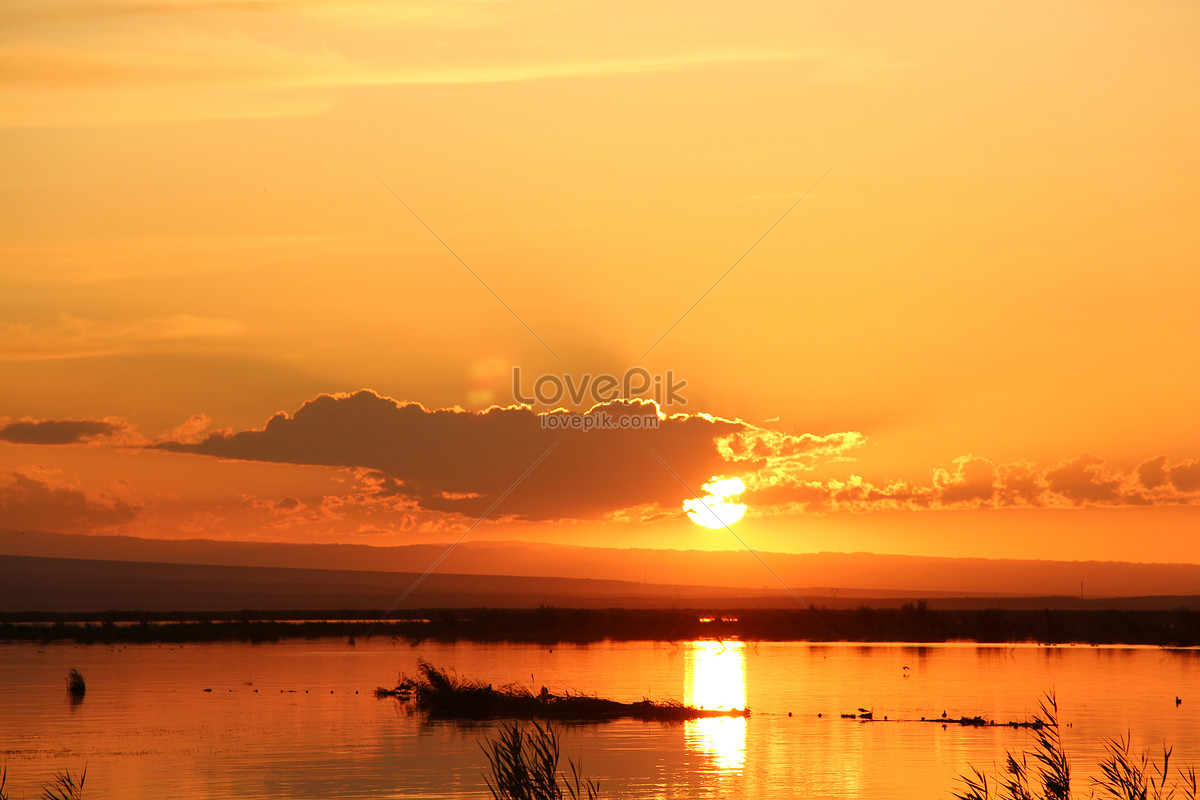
<box><xmin>4</xmin><ymin>529</ymin><xmax>1199</xmax><ymax>598</ymax></box>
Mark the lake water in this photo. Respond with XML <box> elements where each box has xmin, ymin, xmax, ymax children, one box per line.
<box><xmin>1</xmin><ymin>639</ymin><xmax>1198</xmax><ymax>798</ymax></box>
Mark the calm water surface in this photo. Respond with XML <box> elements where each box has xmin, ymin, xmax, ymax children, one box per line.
<box><xmin>2</xmin><ymin>639</ymin><xmax>1198</xmax><ymax>798</ymax></box>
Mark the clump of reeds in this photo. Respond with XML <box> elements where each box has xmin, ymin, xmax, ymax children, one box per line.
<box><xmin>377</xmin><ymin>659</ymin><xmax>746</xmax><ymax>722</ymax></box>
<box><xmin>482</xmin><ymin>720</ymin><xmax>600</xmax><ymax>800</ymax></box>
<box><xmin>65</xmin><ymin>668</ymin><xmax>86</xmax><ymax>698</ymax></box>
<box><xmin>40</xmin><ymin>767</ymin><xmax>86</xmax><ymax>800</ymax></box>
<box><xmin>0</xmin><ymin>766</ymin><xmax>87</xmax><ymax>800</ymax></box>
<box><xmin>1095</xmin><ymin>736</ymin><xmax>1197</xmax><ymax>800</ymax></box>
<box><xmin>953</xmin><ymin>691</ymin><xmax>1198</xmax><ymax>800</ymax></box>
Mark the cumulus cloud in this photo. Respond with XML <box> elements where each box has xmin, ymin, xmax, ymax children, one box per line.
<box><xmin>160</xmin><ymin>413</ymin><xmax>213</xmax><ymax>445</ymax></box>
<box><xmin>934</xmin><ymin>456</ymin><xmax>997</xmax><ymax>506</ymax></box>
<box><xmin>159</xmin><ymin>390</ymin><xmax>861</xmax><ymax>522</ymax></box>
<box><xmin>745</xmin><ymin>452</ymin><xmax>1200</xmax><ymax>514</ymax></box>
<box><xmin>0</xmin><ymin>417</ymin><xmax>141</xmax><ymax>448</ymax></box>
<box><xmin>1045</xmin><ymin>453</ymin><xmax>1123</xmax><ymax>505</ymax></box>
<box><xmin>1136</xmin><ymin>455</ymin><xmax>1169</xmax><ymax>490</ymax></box>
<box><xmin>145</xmin><ymin>388</ymin><xmax>1200</xmax><ymax>524</ymax></box>
<box><xmin>995</xmin><ymin>461</ymin><xmax>1045</xmax><ymax>507</ymax></box>
<box><xmin>1171</xmin><ymin>460</ymin><xmax>1200</xmax><ymax>493</ymax></box>
<box><xmin>717</xmin><ymin>428</ymin><xmax>864</xmax><ymax>467</ymax></box>
<box><xmin>0</xmin><ymin>466</ymin><xmax>140</xmax><ymax>530</ymax></box>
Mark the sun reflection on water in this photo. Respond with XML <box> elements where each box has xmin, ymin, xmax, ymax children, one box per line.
<box><xmin>683</xmin><ymin>640</ymin><xmax>747</xmax><ymax>774</ymax></box>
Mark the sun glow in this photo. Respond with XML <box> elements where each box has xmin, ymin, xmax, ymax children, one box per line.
<box><xmin>683</xmin><ymin>640</ymin><xmax>747</xmax><ymax>774</ymax></box>
<box><xmin>683</xmin><ymin>476</ymin><xmax>748</xmax><ymax>529</ymax></box>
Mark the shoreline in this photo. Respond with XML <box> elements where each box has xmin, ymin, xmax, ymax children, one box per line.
<box><xmin>2</xmin><ymin>606</ymin><xmax>1198</xmax><ymax>646</ymax></box>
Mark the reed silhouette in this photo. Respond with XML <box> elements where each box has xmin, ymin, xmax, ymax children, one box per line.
<box><xmin>0</xmin><ymin>766</ymin><xmax>86</xmax><ymax>800</ymax></box>
<box><xmin>482</xmin><ymin>720</ymin><xmax>600</xmax><ymax>800</ymax></box>
<box><xmin>40</xmin><ymin>768</ymin><xmax>86</xmax><ymax>800</ymax></box>
<box><xmin>65</xmin><ymin>668</ymin><xmax>85</xmax><ymax>703</ymax></box>
<box><xmin>953</xmin><ymin>691</ymin><xmax>1197</xmax><ymax>800</ymax></box>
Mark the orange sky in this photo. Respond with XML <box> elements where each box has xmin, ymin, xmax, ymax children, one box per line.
<box><xmin>2</xmin><ymin>0</ymin><xmax>1199</xmax><ymax>565</ymax></box>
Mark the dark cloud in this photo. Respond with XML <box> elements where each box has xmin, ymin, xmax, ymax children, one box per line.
<box><xmin>1171</xmin><ymin>459</ymin><xmax>1200</xmax><ymax>493</ymax></box>
<box><xmin>0</xmin><ymin>418</ymin><xmax>125</xmax><ymax>445</ymax></box>
<box><xmin>149</xmin><ymin>388</ymin><xmax>1200</xmax><ymax>522</ymax></box>
<box><xmin>158</xmin><ymin>390</ymin><xmax>837</xmax><ymax>522</ymax></box>
<box><xmin>1045</xmin><ymin>454</ymin><xmax>1123</xmax><ymax>505</ymax></box>
<box><xmin>934</xmin><ymin>456</ymin><xmax>997</xmax><ymax>505</ymax></box>
<box><xmin>1136</xmin><ymin>456</ymin><xmax>1169</xmax><ymax>490</ymax></box>
<box><xmin>995</xmin><ymin>461</ymin><xmax>1046</xmax><ymax>506</ymax></box>
<box><xmin>0</xmin><ymin>468</ymin><xmax>139</xmax><ymax>530</ymax></box>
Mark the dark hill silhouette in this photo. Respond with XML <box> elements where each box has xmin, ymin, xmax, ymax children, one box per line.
<box><xmin>3</xmin><ymin>529</ymin><xmax>1200</xmax><ymax>605</ymax></box>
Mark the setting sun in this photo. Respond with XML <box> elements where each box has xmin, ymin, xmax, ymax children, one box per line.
<box><xmin>2</xmin><ymin>0</ymin><xmax>1199</xmax><ymax>797</ymax></box>
<box><xmin>684</xmin><ymin>477</ymin><xmax>749</xmax><ymax>529</ymax></box>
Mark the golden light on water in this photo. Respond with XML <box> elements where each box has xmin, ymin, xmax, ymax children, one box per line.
<box><xmin>683</xmin><ymin>477</ymin><xmax>748</xmax><ymax>529</ymax></box>
<box><xmin>683</xmin><ymin>640</ymin><xmax>748</xmax><ymax>774</ymax></box>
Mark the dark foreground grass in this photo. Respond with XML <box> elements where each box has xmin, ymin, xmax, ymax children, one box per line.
<box><xmin>483</xmin><ymin>721</ymin><xmax>600</xmax><ymax>800</ymax></box>
<box><xmin>378</xmin><ymin>660</ymin><xmax>748</xmax><ymax>721</ymax></box>
<box><xmin>0</xmin><ymin>766</ymin><xmax>86</xmax><ymax>800</ymax></box>
<box><xmin>40</xmin><ymin>768</ymin><xmax>87</xmax><ymax>800</ymax></box>
<box><xmin>954</xmin><ymin>692</ymin><xmax>1198</xmax><ymax>800</ymax></box>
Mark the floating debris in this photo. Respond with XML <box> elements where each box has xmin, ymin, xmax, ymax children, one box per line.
<box><xmin>841</xmin><ymin>709</ymin><xmax>1045</xmax><ymax>729</ymax></box>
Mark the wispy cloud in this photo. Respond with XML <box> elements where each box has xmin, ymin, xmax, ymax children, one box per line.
<box><xmin>0</xmin><ymin>314</ymin><xmax>246</xmax><ymax>361</ymax></box>
<box><xmin>0</xmin><ymin>235</ymin><xmax>348</xmax><ymax>284</ymax></box>
<box><xmin>0</xmin><ymin>0</ymin><xmax>893</xmax><ymax>126</ymax></box>
<box><xmin>0</xmin><ymin>39</ymin><xmax>820</xmax><ymax>92</ymax></box>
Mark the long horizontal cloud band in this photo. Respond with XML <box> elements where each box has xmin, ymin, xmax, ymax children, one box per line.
<box><xmin>157</xmin><ymin>391</ymin><xmax>858</xmax><ymax>522</ymax></box>
<box><xmin>14</xmin><ymin>395</ymin><xmax>1195</xmax><ymax>526</ymax></box>
<box><xmin>0</xmin><ymin>417</ymin><xmax>133</xmax><ymax>445</ymax></box>
<box><xmin>745</xmin><ymin>454</ymin><xmax>1200</xmax><ymax>513</ymax></box>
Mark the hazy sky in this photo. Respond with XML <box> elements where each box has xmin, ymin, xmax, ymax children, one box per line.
<box><xmin>2</xmin><ymin>0</ymin><xmax>1199</xmax><ymax>563</ymax></box>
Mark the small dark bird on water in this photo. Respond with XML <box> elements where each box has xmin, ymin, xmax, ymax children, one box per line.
<box><xmin>942</xmin><ymin>710</ymin><xmax>948</xmax><ymax>719</ymax></box>
<box><xmin>1177</xmin><ymin>697</ymin><xmax>1182</xmax><ymax>706</ymax></box>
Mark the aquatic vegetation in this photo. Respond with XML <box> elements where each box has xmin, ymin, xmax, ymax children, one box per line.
<box><xmin>0</xmin><ymin>767</ymin><xmax>87</xmax><ymax>800</ymax></box>
<box><xmin>953</xmin><ymin>692</ymin><xmax>1197</xmax><ymax>800</ymax></box>
<box><xmin>40</xmin><ymin>768</ymin><xmax>86</xmax><ymax>800</ymax></box>
<box><xmin>66</xmin><ymin>668</ymin><xmax>86</xmax><ymax>698</ymax></box>
<box><xmin>482</xmin><ymin>720</ymin><xmax>600</xmax><ymax>800</ymax></box>
<box><xmin>377</xmin><ymin>659</ymin><xmax>748</xmax><ymax>721</ymax></box>
<box><xmin>1095</xmin><ymin>737</ymin><xmax>1197</xmax><ymax>800</ymax></box>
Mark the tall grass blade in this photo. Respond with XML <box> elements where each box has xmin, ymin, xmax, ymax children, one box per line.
<box><xmin>482</xmin><ymin>721</ymin><xmax>600</xmax><ymax>800</ymax></box>
<box><xmin>40</xmin><ymin>767</ymin><xmax>85</xmax><ymax>800</ymax></box>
